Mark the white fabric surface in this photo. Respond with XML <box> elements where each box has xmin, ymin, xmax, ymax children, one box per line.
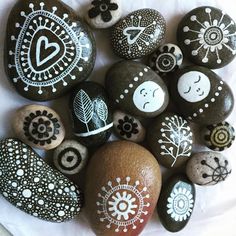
<box><xmin>0</xmin><ymin>0</ymin><xmax>236</xmax><ymax>235</ymax></box>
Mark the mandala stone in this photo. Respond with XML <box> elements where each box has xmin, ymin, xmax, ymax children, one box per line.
<box><xmin>170</xmin><ymin>66</ymin><xmax>234</xmax><ymax>125</ymax></box>
<box><xmin>0</xmin><ymin>138</ymin><xmax>82</xmax><ymax>222</ymax></box>
<box><xmin>106</xmin><ymin>61</ymin><xmax>169</xmax><ymax>118</ymax></box>
<box><xmin>5</xmin><ymin>0</ymin><xmax>96</xmax><ymax>101</ymax></box>
<box><xmin>186</xmin><ymin>152</ymin><xmax>232</xmax><ymax>186</ymax></box>
<box><xmin>70</xmin><ymin>81</ymin><xmax>113</xmax><ymax>147</ymax></box>
<box><xmin>157</xmin><ymin>174</ymin><xmax>195</xmax><ymax>232</ymax></box>
<box><xmin>177</xmin><ymin>6</ymin><xmax>236</xmax><ymax>69</ymax></box>
<box><xmin>85</xmin><ymin>141</ymin><xmax>162</xmax><ymax>236</ymax></box>
<box><xmin>12</xmin><ymin>104</ymin><xmax>65</xmax><ymax>150</ymax></box>
<box><xmin>147</xmin><ymin>112</ymin><xmax>193</xmax><ymax>169</ymax></box>
<box><xmin>111</xmin><ymin>8</ymin><xmax>166</xmax><ymax>59</ymax></box>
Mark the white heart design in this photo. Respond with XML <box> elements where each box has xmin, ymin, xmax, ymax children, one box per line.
<box><xmin>36</xmin><ymin>36</ymin><xmax>60</xmax><ymax>67</ymax></box>
<box><xmin>123</xmin><ymin>26</ymin><xmax>146</xmax><ymax>45</ymax></box>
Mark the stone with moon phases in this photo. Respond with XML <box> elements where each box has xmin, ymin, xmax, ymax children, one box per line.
<box><xmin>0</xmin><ymin>138</ymin><xmax>82</xmax><ymax>222</ymax></box>
<box><xmin>170</xmin><ymin>66</ymin><xmax>234</xmax><ymax>125</ymax></box>
<box><xmin>85</xmin><ymin>141</ymin><xmax>162</xmax><ymax>236</ymax></box>
<box><xmin>12</xmin><ymin>104</ymin><xmax>65</xmax><ymax>150</ymax></box>
<box><xmin>157</xmin><ymin>174</ymin><xmax>195</xmax><ymax>232</ymax></box>
<box><xmin>177</xmin><ymin>6</ymin><xmax>236</xmax><ymax>69</ymax></box>
<box><xmin>106</xmin><ymin>60</ymin><xmax>169</xmax><ymax>118</ymax></box>
<box><xmin>5</xmin><ymin>0</ymin><xmax>96</xmax><ymax>101</ymax></box>
<box><xmin>70</xmin><ymin>81</ymin><xmax>113</xmax><ymax>147</ymax></box>
<box><xmin>111</xmin><ymin>8</ymin><xmax>166</xmax><ymax>59</ymax></box>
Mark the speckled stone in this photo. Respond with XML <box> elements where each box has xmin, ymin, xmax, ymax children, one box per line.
<box><xmin>0</xmin><ymin>138</ymin><xmax>82</xmax><ymax>222</ymax></box>
<box><xmin>12</xmin><ymin>104</ymin><xmax>65</xmax><ymax>150</ymax></box>
<box><xmin>5</xmin><ymin>0</ymin><xmax>96</xmax><ymax>101</ymax></box>
<box><xmin>149</xmin><ymin>43</ymin><xmax>183</xmax><ymax>75</ymax></box>
<box><xmin>113</xmin><ymin>110</ymin><xmax>146</xmax><ymax>143</ymax></box>
<box><xmin>111</xmin><ymin>8</ymin><xmax>166</xmax><ymax>59</ymax></box>
<box><xmin>157</xmin><ymin>174</ymin><xmax>195</xmax><ymax>232</ymax></box>
<box><xmin>170</xmin><ymin>66</ymin><xmax>234</xmax><ymax>125</ymax></box>
<box><xmin>106</xmin><ymin>61</ymin><xmax>169</xmax><ymax>118</ymax></box>
<box><xmin>53</xmin><ymin>140</ymin><xmax>88</xmax><ymax>175</ymax></box>
<box><xmin>147</xmin><ymin>112</ymin><xmax>193</xmax><ymax>169</ymax></box>
<box><xmin>186</xmin><ymin>152</ymin><xmax>232</xmax><ymax>186</ymax></box>
<box><xmin>177</xmin><ymin>6</ymin><xmax>236</xmax><ymax>69</ymax></box>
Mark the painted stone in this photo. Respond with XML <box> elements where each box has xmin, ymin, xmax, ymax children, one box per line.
<box><xmin>149</xmin><ymin>43</ymin><xmax>183</xmax><ymax>75</ymax></box>
<box><xmin>12</xmin><ymin>104</ymin><xmax>65</xmax><ymax>150</ymax></box>
<box><xmin>170</xmin><ymin>66</ymin><xmax>234</xmax><ymax>125</ymax></box>
<box><xmin>86</xmin><ymin>0</ymin><xmax>122</xmax><ymax>29</ymax></box>
<box><xmin>186</xmin><ymin>152</ymin><xmax>232</xmax><ymax>186</ymax></box>
<box><xmin>85</xmin><ymin>141</ymin><xmax>162</xmax><ymax>235</ymax></box>
<box><xmin>110</xmin><ymin>8</ymin><xmax>166</xmax><ymax>59</ymax></box>
<box><xmin>157</xmin><ymin>174</ymin><xmax>195</xmax><ymax>232</ymax></box>
<box><xmin>106</xmin><ymin>61</ymin><xmax>169</xmax><ymax>118</ymax></box>
<box><xmin>0</xmin><ymin>138</ymin><xmax>82</xmax><ymax>222</ymax></box>
<box><xmin>177</xmin><ymin>6</ymin><xmax>236</xmax><ymax>69</ymax></box>
<box><xmin>53</xmin><ymin>140</ymin><xmax>88</xmax><ymax>175</ymax></box>
<box><xmin>70</xmin><ymin>81</ymin><xmax>113</xmax><ymax>147</ymax></box>
<box><xmin>113</xmin><ymin>110</ymin><xmax>146</xmax><ymax>143</ymax></box>
<box><xmin>0</xmin><ymin>224</ymin><xmax>12</xmax><ymax>236</ymax></box>
<box><xmin>202</xmin><ymin>121</ymin><xmax>235</xmax><ymax>151</ymax></box>
<box><xmin>147</xmin><ymin>112</ymin><xmax>193</xmax><ymax>169</ymax></box>
<box><xmin>5</xmin><ymin>0</ymin><xmax>96</xmax><ymax>101</ymax></box>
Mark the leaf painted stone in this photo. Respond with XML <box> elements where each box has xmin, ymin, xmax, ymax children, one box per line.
<box><xmin>12</xmin><ymin>104</ymin><xmax>65</xmax><ymax>150</ymax></box>
<box><xmin>106</xmin><ymin>61</ymin><xmax>169</xmax><ymax>118</ymax></box>
<box><xmin>157</xmin><ymin>174</ymin><xmax>195</xmax><ymax>232</ymax></box>
<box><xmin>0</xmin><ymin>138</ymin><xmax>82</xmax><ymax>222</ymax></box>
<box><xmin>111</xmin><ymin>8</ymin><xmax>166</xmax><ymax>59</ymax></box>
<box><xmin>186</xmin><ymin>152</ymin><xmax>232</xmax><ymax>186</ymax></box>
<box><xmin>147</xmin><ymin>112</ymin><xmax>193</xmax><ymax>168</ymax></box>
<box><xmin>5</xmin><ymin>0</ymin><xmax>96</xmax><ymax>101</ymax></box>
<box><xmin>85</xmin><ymin>141</ymin><xmax>162</xmax><ymax>236</ymax></box>
<box><xmin>170</xmin><ymin>66</ymin><xmax>234</xmax><ymax>125</ymax></box>
<box><xmin>70</xmin><ymin>81</ymin><xmax>113</xmax><ymax>147</ymax></box>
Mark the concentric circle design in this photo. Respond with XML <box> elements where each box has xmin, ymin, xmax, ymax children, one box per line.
<box><xmin>204</xmin><ymin>26</ymin><xmax>223</xmax><ymax>45</ymax></box>
<box><xmin>156</xmin><ymin>53</ymin><xmax>176</xmax><ymax>72</ymax></box>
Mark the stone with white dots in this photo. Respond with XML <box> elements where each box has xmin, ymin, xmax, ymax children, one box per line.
<box><xmin>0</xmin><ymin>138</ymin><xmax>82</xmax><ymax>222</ymax></box>
<box><xmin>5</xmin><ymin>0</ymin><xmax>96</xmax><ymax>101</ymax></box>
<box><xmin>170</xmin><ymin>66</ymin><xmax>234</xmax><ymax>125</ymax></box>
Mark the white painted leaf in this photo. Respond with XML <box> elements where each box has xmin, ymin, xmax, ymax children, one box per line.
<box><xmin>95</xmin><ymin>100</ymin><xmax>108</xmax><ymax>123</ymax></box>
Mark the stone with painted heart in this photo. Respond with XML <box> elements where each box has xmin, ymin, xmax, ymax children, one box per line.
<box><xmin>12</xmin><ymin>104</ymin><xmax>65</xmax><ymax>150</ymax></box>
<box><xmin>157</xmin><ymin>174</ymin><xmax>195</xmax><ymax>232</ymax></box>
<box><xmin>186</xmin><ymin>152</ymin><xmax>232</xmax><ymax>186</ymax></box>
<box><xmin>106</xmin><ymin>61</ymin><xmax>169</xmax><ymax>118</ymax></box>
<box><xmin>85</xmin><ymin>141</ymin><xmax>162</xmax><ymax>236</ymax></box>
<box><xmin>5</xmin><ymin>0</ymin><xmax>96</xmax><ymax>101</ymax></box>
<box><xmin>147</xmin><ymin>112</ymin><xmax>193</xmax><ymax>169</ymax></box>
<box><xmin>110</xmin><ymin>8</ymin><xmax>166</xmax><ymax>59</ymax></box>
<box><xmin>0</xmin><ymin>138</ymin><xmax>82</xmax><ymax>222</ymax></box>
<box><xmin>177</xmin><ymin>6</ymin><xmax>236</xmax><ymax>69</ymax></box>
<box><xmin>170</xmin><ymin>66</ymin><xmax>234</xmax><ymax>125</ymax></box>
<box><xmin>113</xmin><ymin>110</ymin><xmax>146</xmax><ymax>143</ymax></box>
<box><xmin>70</xmin><ymin>81</ymin><xmax>113</xmax><ymax>147</ymax></box>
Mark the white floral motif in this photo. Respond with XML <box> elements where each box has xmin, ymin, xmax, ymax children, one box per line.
<box><xmin>183</xmin><ymin>7</ymin><xmax>236</xmax><ymax>64</ymax></box>
<box><xmin>158</xmin><ymin>115</ymin><xmax>193</xmax><ymax>167</ymax></box>
<box><xmin>96</xmin><ymin>177</ymin><xmax>150</xmax><ymax>233</ymax></box>
<box><xmin>167</xmin><ymin>187</ymin><xmax>194</xmax><ymax>222</ymax></box>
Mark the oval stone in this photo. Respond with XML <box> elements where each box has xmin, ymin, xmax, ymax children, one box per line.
<box><xmin>157</xmin><ymin>174</ymin><xmax>195</xmax><ymax>232</ymax></box>
<box><xmin>5</xmin><ymin>0</ymin><xmax>96</xmax><ymax>101</ymax></box>
<box><xmin>85</xmin><ymin>141</ymin><xmax>162</xmax><ymax>236</ymax></box>
<box><xmin>113</xmin><ymin>110</ymin><xmax>146</xmax><ymax>143</ymax></box>
<box><xmin>0</xmin><ymin>138</ymin><xmax>82</xmax><ymax>222</ymax></box>
<box><xmin>186</xmin><ymin>152</ymin><xmax>232</xmax><ymax>186</ymax></box>
<box><xmin>106</xmin><ymin>61</ymin><xmax>169</xmax><ymax>118</ymax></box>
<box><xmin>170</xmin><ymin>66</ymin><xmax>234</xmax><ymax>125</ymax></box>
<box><xmin>177</xmin><ymin>6</ymin><xmax>236</xmax><ymax>69</ymax></box>
<box><xmin>70</xmin><ymin>81</ymin><xmax>113</xmax><ymax>147</ymax></box>
<box><xmin>12</xmin><ymin>104</ymin><xmax>65</xmax><ymax>150</ymax></box>
<box><xmin>53</xmin><ymin>140</ymin><xmax>88</xmax><ymax>175</ymax></box>
<box><xmin>111</xmin><ymin>8</ymin><xmax>166</xmax><ymax>59</ymax></box>
<box><xmin>147</xmin><ymin>112</ymin><xmax>193</xmax><ymax>168</ymax></box>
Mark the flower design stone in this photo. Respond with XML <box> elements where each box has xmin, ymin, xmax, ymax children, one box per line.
<box><xmin>117</xmin><ymin>116</ymin><xmax>139</xmax><ymax>138</ymax></box>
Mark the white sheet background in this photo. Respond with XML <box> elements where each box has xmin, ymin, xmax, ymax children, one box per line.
<box><xmin>0</xmin><ymin>0</ymin><xmax>236</xmax><ymax>235</ymax></box>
